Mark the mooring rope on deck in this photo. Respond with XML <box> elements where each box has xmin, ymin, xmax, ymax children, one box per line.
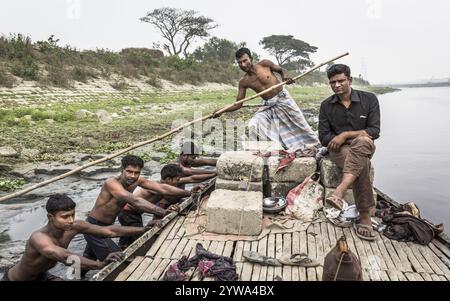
<box><xmin>0</xmin><ymin>52</ymin><xmax>349</xmax><ymax>203</ymax></box>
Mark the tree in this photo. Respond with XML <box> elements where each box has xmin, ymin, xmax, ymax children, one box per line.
<box><xmin>140</xmin><ymin>7</ymin><xmax>218</xmax><ymax>58</ymax></box>
<box><xmin>193</xmin><ymin>37</ymin><xmax>244</xmax><ymax>63</ymax></box>
<box><xmin>259</xmin><ymin>35</ymin><xmax>317</xmax><ymax>71</ymax></box>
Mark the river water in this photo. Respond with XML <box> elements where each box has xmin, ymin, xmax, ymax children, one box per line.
<box><xmin>372</xmin><ymin>86</ymin><xmax>450</xmax><ymax>227</ymax></box>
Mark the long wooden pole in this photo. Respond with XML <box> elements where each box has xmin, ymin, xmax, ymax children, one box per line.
<box><xmin>0</xmin><ymin>52</ymin><xmax>348</xmax><ymax>202</ymax></box>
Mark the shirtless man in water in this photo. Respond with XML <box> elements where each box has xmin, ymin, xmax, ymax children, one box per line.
<box><xmin>118</xmin><ymin>163</ymin><xmax>215</xmax><ymax>248</ymax></box>
<box><xmin>2</xmin><ymin>194</ymin><xmax>148</xmax><ymax>281</ymax></box>
<box><xmin>212</xmin><ymin>47</ymin><xmax>319</xmax><ymax>150</ymax></box>
<box><xmin>83</xmin><ymin>155</ymin><xmax>192</xmax><ymax>261</ymax></box>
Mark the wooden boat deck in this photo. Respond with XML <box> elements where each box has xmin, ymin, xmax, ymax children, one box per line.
<box><xmin>112</xmin><ymin>215</ymin><xmax>450</xmax><ymax>281</ymax></box>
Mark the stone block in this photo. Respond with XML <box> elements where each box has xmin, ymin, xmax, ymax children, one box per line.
<box><xmin>205</xmin><ymin>189</ymin><xmax>263</xmax><ymax>235</ymax></box>
<box><xmin>217</xmin><ymin>151</ymin><xmax>264</xmax><ymax>181</ymax></box>
<box><xmin>267</xmin><ymin>157</ymin><xmax>316</xmax><ymax>182</ymax></box>
<box><xmin>320</xmin><ymin>158</ymin><xmax>374</xmax><ymax>188</ymax></box>
<box><xmin>215</xmin><ymin>178</ymin><xmax>263</xmax><ymax>192</ymax></box>
<box><xmin>270</xmin><ymin>182</ymin><xmax>300</xmax><ymax>198</ymax></box>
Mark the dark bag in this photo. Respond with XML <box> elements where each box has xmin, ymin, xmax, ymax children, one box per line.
<box><xmin>322</xmin><ymin>236</ymin><xmax>363</xmax><ymax>281</ymax></box>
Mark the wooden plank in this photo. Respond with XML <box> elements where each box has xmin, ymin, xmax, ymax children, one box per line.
<box><xmin>386</xmin><ymin>270</ymin><xmax>399</xmax><ymax>281</ymax></box>
<box><xmin>375</xmin><ymin>238</ymin><xmax>397</xmax><ymax>272</ymax></box>
<box><xmin>240</xmin><ymin>241</ymin><xmax>253</xmax><ymax>281</ymax></box>
<box><xmin>115</xmin><ymin>256</ymin><xmax>145</xmax><ymax>281</ymax></box>
<box><xmin>282</xmin><ymin>233</ymin><xmax>292</xmax><ymax>281</ymax></box>
<box><xmin>361</xmin><ymin>239</ymin><xmax>380</xmax><ymax>272</ymax></box>
<box><xmin>404</xmin><ymin>272</ymin><xmax>415</xmax><ymax>281</ymax></box>
<box><xmin>430</xmin><ymin>274</ymin><xmax>442</xmax><ymax>281</ymax></box>
<box><xmin>126</xmin><ymin>257</ymin><xmax>153</xmax><ymax>281</ymax></box>
<box><xmin>320</xmin><ymin>222</ymin><xmax>332</xmax><ymax>254</ymax></box>
<box><xmin>241</xmin><ymin>262</ymin><xmax>254</xmax><ymax>281</ymax></box>
<box><xmin>306</xmin><ymin>226</ymin><xmax>317</xmax><ymax>261</ymax></box>
<box><xmin>266</xmin><ymin>266</ymin><xmax>274</xmax><ymax>281</ymax></box>
<box><xmin>420</xmin><ymin>272</ymin><xmax>433</xmax><ymax>281</ymax></box>
<box><xmin>140</xmin><ymin>257</ymin><xmax>163</xmax><ymax>281</ymax></box>
<box><xmin>307</xmin><ymin>268</ymin><xmax>317</xmax><ymax>281</ymax></box>
<box><xmin>383</xmin><ymin>238</ymin><xmax>411</xmax><ymax>272</ymax></box>
<box><xmin>326</xmin><ymin>222</ymin><xmax>337</xmax><ymax>247</ymax></box>
<box><xmin>235</xmin><ymin>262</ymin><xmax>244</xmax><ymax>280</ymax></box>
<box><xmin>292</xmin><ymin>232</ymin><xmax>300</xmax><ymax>256</ymax></box>
<box><xmin>314</xmin><ymin>223</ymin><xmax>324</xmax><ymax>267</ymax></box>
<box><xmin>233</xmin><ymin>241</ymin><xmax>245</xmax><ymax>262</ymax></box>
<box><xmin>368</xmin><ymin>268</ymin><xmax>381</xmax><ymax>281</ymax></box>
<box><xmin>299</xmin><ymin>267</ymin><xmax>307</xmax><ymax>281</ymax></box>
<box><xmin>146</xmin><ymin>217</ymin><xmax>179</xmax><ymax>257</ymax></box>
<box><xmin>292</xmin><ymin>266</ymin><xmax>300</xmax><ymax>281</ymax></box>
<box><xmin>258</xmin><ymin>236</ymin><xmax>268</xmax><ymax>281</ymax></box>
<box><xmin>369</xmin><ymin>239</ymin><xmax>388</xmax><ymax>271</ymax></box>
<box><xmin>222</xmin><ymin>241</ymin><xmax>234</xmax><ymax>258</ymax></box>
<box><xmin>266</xmin><ymin>234</ymin><xmax>276</xmax><ymax>282</ymax></box>
<box><xmin>148</xmin><ymin>258</ymin><xmax>171</xmax><ymax>281</ymax></box>
<box><xmin>427</xmin><ymin>243</ymin><xmax>450</xmax><ymax>273</ymax></box>
<box><xmin>396</xmin><ymin>271</ymin><xmax>407</xmax><ymax>281</ymax></box>
<box><xmin>171</xmin><ymin>238</ymin><xmax>189</xmax><ymax>259</ymax></box>
<box><xmin>409</xmin><ymin>243</ymin><xmax>442</xmax><ymax>275</ymax></box>
<box><xmin>208</xmin><ymin>241</ymin><xmax>219</xmax><ymax>255</ymax></box>
<box><xmin>316</xmin><ymin>266</ymin><xmax>323</xmax><ymax>280</ymax></box>
<box><xmin>432</xmin><ymin>239</ymin><xmax>450</xmax><ymax>258</ymax></box>
<box><xmin>274</xmin><ymin>234</ymin><xmax>283</xmax><ymax>280</ymax></box>
<box><xmin>398</xmin><ymin>241</ymin><xmax>425</xmax><ymax>273</ymax></box>
<box><xmin>379</xmin><ymin>270</ymin><xmax>390</xmax><ymax>281</ymax></box>
<box><xmin>406</xmin><ymin>242</ymin><xmax>434</xmax><ymax>274</ymax></box>
<box><xmin>413</xmin><ymin>273</ymin><xmax>424</xmax><ymax>281</ymax></box>
<box><xmin>361</xmin><ymin>269</ymin><xmax>370</xmax><ymax>281</ymax></box>
<box><xmin>160</xmin><ymin>226</ymin><xmax>186</xmax><ymax>259</ymax></box>
<box><xmin>389</xmin><ymin>240</ymin><xmax>414</xmax><ymax>272</ymax></box>
<box><xmin>215</xmin><ymin>241</ymin><xmax>226</xmax><ymax>256</ymax></box>
<box><xmin>156</xmin><ymin>217</ymin><xmax>186</xmax><ymax>257</ymax></box>
<box><xmin>438</xmin><ymin>275</ymin><xmax>446</xmax><ymax>281</ymax></box>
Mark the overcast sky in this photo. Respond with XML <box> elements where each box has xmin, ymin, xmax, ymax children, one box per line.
<box><xmin>1</xmin><ymin>0</ymin><xmax>449</xmax><ymax>84</ymax></box>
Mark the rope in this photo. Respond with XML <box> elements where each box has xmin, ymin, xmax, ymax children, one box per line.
<box><xmin>0</xmin><ymin>52</ymin><xmax>348</xmax><ymax>203</ymax></box>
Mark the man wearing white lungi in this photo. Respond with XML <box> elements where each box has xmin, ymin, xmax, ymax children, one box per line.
<box><xmin>212</xmin><ymin>47</ymin><xmax>319</xmax><ymax>151</ymax></box>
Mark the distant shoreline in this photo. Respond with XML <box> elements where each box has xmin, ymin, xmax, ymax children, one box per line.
<box><xmin>388</xmin><ymin>82</ymin><xmax>450</xmax><ymax>88</ymax></box>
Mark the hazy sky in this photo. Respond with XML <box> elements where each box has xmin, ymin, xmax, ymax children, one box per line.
<box><xmin>1</xmin><ymin>0</ymin><xmax>449</xmax><ymax>84</ymax></box>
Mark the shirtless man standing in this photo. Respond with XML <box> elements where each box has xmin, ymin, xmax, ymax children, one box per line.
<box><xmin>2</xmin><ymin>194</ymin><xmax>148</xmax><ymax>281</ymax></box>
<box><xmin>83</xmin><ymin>155</ymin><xmax>192</xmax><ymax>261</ymax></box>
<box><xmin>212</xmin><ymin>47</ymin><xmax>319</xmax><ymax>151</ymax></box>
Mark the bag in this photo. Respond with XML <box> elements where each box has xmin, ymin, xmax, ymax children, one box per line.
<box><xmin>285</xmin><ymin>174</ymin><xmax>323</xmax><ymax>222</ymax></box>
<box><xmin>322</xmin><ymin>236</ymin><xmax>363</xmax><ymax>281</ymax></box>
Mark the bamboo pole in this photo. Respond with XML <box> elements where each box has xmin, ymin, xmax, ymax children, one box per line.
<box><xmin>0</xmin><ymin>52</ymin><xmax>348</xmax><ymax>202</ymax></box>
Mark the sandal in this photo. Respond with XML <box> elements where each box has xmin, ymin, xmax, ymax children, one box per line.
<box><xmin>242</xmin><ymin>251</ymin><xmax>281</xmax><ymax>266</ymax></box>
<box><xmin>353</xmin><ymin>223</ymin><xmax>379</xmax><ymax>241</ymax></box>
<box><xmin>325</xmin><ymin>195</ymin><xmax>346</xmax><ymax>211</ymax></box>
<box><xmin>279</xmin><ymin>253</ymin><xmax>320</xmax><ymax>267</ymax></box>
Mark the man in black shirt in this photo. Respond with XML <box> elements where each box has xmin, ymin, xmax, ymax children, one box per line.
<box><xmin>319</xmin><ymin>64</ymin><xmax>380</xmax><ymax>241</ymax></box>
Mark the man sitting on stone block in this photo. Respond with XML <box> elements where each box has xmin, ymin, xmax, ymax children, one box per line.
<box><xmin>319</xmin><ymin>64</ymin><xmax>380</xmax><ymax>241</ymax></box>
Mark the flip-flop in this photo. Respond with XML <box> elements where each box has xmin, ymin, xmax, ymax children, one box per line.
<box><xmin>279</xmin><ymin>253</ymin><xmax>320</xmax><ymax>267</ymax></box>
<box><xmin>325</xmin><ymin>195</ymin><xmax>345</xmax><ymax>211</ymax></box>
<box><xmin>242</xmin><ymin>251</ymin><xmax>281</xmax><ymax>266</ymax></box>
<box><xmin>353</xmin><ymin>223</ymin><xmax>379</xmax><ymax>241</ymax></box>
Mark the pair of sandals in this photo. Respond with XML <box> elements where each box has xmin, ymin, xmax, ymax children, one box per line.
<box><xmin>325</xmin><ymin>195</ymin><xmax>379</xmax><ymax>241</ymax></box>
<box><xmin>243</xmin><ymin>251</ymin><xmax>320</xmax><ymax>267</ymax></box>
